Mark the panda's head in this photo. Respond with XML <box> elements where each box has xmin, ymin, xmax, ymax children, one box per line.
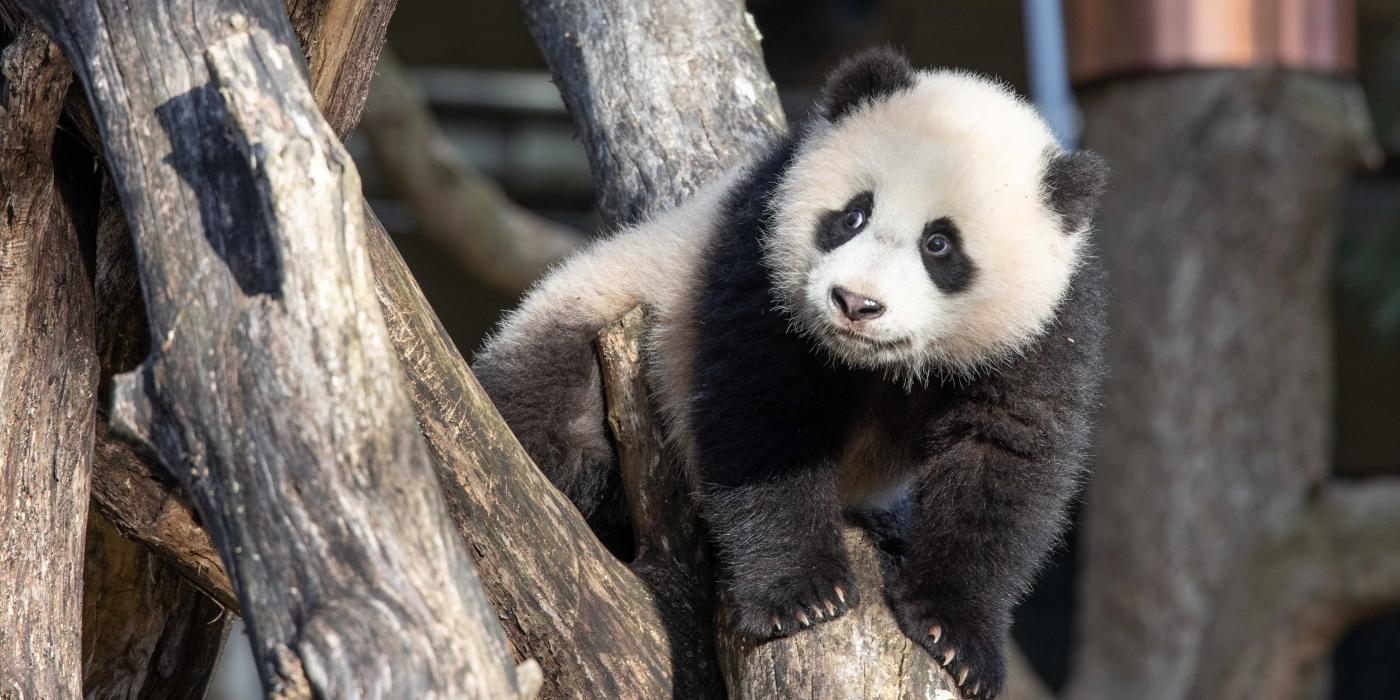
<box><xmin>765</xmin><ymin>47</ymin><xmax>1107</xmax><ymax>382</ymax></box>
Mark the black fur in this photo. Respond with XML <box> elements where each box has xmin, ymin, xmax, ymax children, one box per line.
<box><xmin>921</xmin><ymin>217</ymin><xmax>977</xmax><ymax>294</ymax></box>
<box><xmin>816</xmin><ymin>190</ymin><xmax>873</xmax><ymax>253</ymax></box>
<box><xmin>1043</xmin><ymin>149</ymin><xmax>1109</xmax><ymax>233</ymax></box>
<box><xmin>818</xmin><ymin>46</ymin><xmax>916</xmax><ymax>123</ymax></box>
<box><xmin>472</xmin><ymin>321</ymin><xmax>627</xmax><ymax>546</ymax></box>
<box><xmin>687</xmin><ymin>134</ymin><xmax>1108</xmax><ymax>699</ymax></box>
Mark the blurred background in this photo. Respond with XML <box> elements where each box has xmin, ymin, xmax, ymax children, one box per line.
<box><xmin>205</xmin><ymin>0</ymin><xmax>1400</xmax><ymax>697</ymax></box>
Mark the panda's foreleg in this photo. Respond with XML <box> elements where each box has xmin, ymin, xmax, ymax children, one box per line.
<box><xmin>889</xmin><ymin>409</ymin><xmax>1071</xmax><ymax>700</ymax></box>
<box><xmin>699</xmin><ymin>464</ymin><xmax>859</xmax><ymax>639</ymax></box>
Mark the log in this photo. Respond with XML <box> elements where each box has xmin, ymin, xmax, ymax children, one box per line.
<box><xmin>519</xmin><ymin>0</ymin><xmax>786</xmax><ymax>224</ymax></box>
<box><xmin>20</xmin><ymin>1</ymin><xmax>524</xmax><ymax>695</ymax></box>
<box><xmin>1066</xmin><ymin>71</ymin><xmax>1378</xmax><ymax>700</ymax></box>
<box><xmin>0</xmin><ymin>21</ymin><xmax>93</xmax><ymax>700</ymax></box>
<box><xmin>82</xmin><ymin>0</ymin><xmax>405</xmax><ymax>621</ymax></box>
<box><xmin>84</xmin><ymin>176</ymin><xmax>238</xmax><ymax>694</ymax></box>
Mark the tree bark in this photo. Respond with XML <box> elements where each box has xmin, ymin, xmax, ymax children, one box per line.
<box><xmin>0</xmin><ymin>21</ymin><xmax>93</xmax><ymax>700</ymax></box>
<box><xmin>20</xmin><ymin>1</ymin><xmax>524</xmax><ymax>696</ymax></box>
<box><xmin>1067</xmin><ymin>70</ymin><xmax>1378</xmax><ymax>700</ymax></box>
<box><xmin>80</xmin><ymin>511</ymin><xmax>230</xmax><ymax>699</ymax></box>
<box><xmin>519</xmin><ymin>0</ymin><xmax>786</xmax><ymax>224</ymax></box>
<box><xmin>284</xmin><ymin>0</ymin><xmax>398</xmax><ymax>141</ymax></box>
<box><xmin>83</xmin><ymin>175</ymin><xmax>239</xmax><ymax>693</ymax></box>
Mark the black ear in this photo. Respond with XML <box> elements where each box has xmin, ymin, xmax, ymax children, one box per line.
<box><xmin>1044</xmin><ymin>150</ymin><xmax>1109</xmax><ymax>232</ymax></box>
<box><xmin>818</xmin><ymin>46</ymin><xmax>916</xmax><ymax>122</ymax></box>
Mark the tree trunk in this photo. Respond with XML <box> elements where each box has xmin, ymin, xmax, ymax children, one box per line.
<box><xmin>19</xmin><ymin>0</ymin><xmax>524</xmax><ymax>695</ymax></box>
<box><xmin>0</xmin><ymin>21</ymin><xmax>93</xmax><ymax>700</ymax></box>
<box><xmin>1067</xmin><ymin>70</ymin><xmax>1378</xmax><ymax>700</ymax></box>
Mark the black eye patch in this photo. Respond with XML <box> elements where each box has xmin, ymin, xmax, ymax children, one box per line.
<box><xmin>921</xmin><ymin>217</ymin><xmax>977</xmax><ymax>294</ymax></box>
<box><xmin>815</xmin><ymin>191</ymin><xmax>874</xmax><ymax>252</ymax></box>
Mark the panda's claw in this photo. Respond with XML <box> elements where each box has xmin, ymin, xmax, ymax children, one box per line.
<box><xmin>835</xmin><ymin>586</ymin><xmax>847</xmax><ymax>604</ymax></box>
<box><xmin>891</xmin><ymin>600</ymin><xmax>1006</xmax><ymax>699</ymax></box>
<box><xmin>796</xmin><ymin>611</ymin><xmax>811</xmax><ymax>627</ymax></box>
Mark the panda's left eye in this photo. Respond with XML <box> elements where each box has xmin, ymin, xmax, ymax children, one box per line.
<box><xmin>924</xmin><ymin>233</ymin><xmax>952</xmax><ymax>257</ymax></box>
<box><xmin>842</xmin><ymin>209</ymin><xmax>867</xmax><ymax>230</ymax></box>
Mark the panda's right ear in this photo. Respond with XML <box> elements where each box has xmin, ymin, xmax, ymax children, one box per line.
<box><xmin>818</xmin><ymin>46</ymin><xmax>916</xmax><ymax>123</ymax></box>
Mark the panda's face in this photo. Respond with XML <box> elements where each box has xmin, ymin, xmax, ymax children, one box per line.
<box><xmin>764</xmin><ymin>70</ymin><xmax>1089</xmax><ymax>380</ymax></box>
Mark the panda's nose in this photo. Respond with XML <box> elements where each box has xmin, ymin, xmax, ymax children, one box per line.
<box><xmin>830</xmin><ymin>286</ymin><xmax>885</xmax><ymax>322</ymax></box>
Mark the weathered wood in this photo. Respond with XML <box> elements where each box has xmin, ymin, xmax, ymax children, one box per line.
<box><xmin>84</xmin><ymin>176</ymin><xmax>239</xmax><ymax>697</ymax></box>
<box><xmin>20</xmin><ymin>0</ymin><xmax>524</xmax><ymax>695</ymax></box>
<box><xmin>368</xmin><ymin>212</ymin><xmax>704</xmax><ymax>697</ymax></box>
<box><xmin>90</xmin><ymin>420</ymin><xmax>237</xmax><ymax>612</ymax></box>
<box><xmin>716</xmin><ymin>528</ymin><xmax>959</xmax><ymax>700</ymax></box>
<box><xmin>0</xmin><ymin>21</ymin><xmax>93</xmax><ymax>700</ymax></box>
<box><xmin>284</xmin><ymin>0</ymin><xmax>397</xmax><ymax>140</ymax></box>
<box><xmin>519</xmin><ymin>0</ymin><xmax>786</xmax><ymax>224</ymax></box>
<box><xmin>1066</xmin><ymin>71</ymin><xmax>1378</xmax><ymax>700</ymax></box>
<box><xmin>81</xmin><ymin>0</ymin><xmax>402</xmax><ymax>620</ymax></box>
<box><xmin>81</xmin><ymin>511</ymin><xmax>230</xmax><ymax>699</ymax></box>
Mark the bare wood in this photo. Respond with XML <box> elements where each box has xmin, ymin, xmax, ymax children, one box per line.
<box><xmin>284</xmin><ymin>0</ymin><xmax>398</xmax><ymax>140</ymax></box>
<box><xmin>90</xmin><ymin>421</ymin><xmax>237</xmax><ymax>612</ymax></box>
<box><xmin>0</xmin><ymin>22</ymin><xmax>93</xmax><ymax>700</ymax></box>
<box><xmin>1066</xmin><ymin>71</ymin><xmax>1377</xmax><ymax>700</ymax></box>
<box><xmin>88</xmin><ymin>181</ymin><xmax>240</xmax><ymax>662</ymax></box>
<box><xmin>519</xmin><ymin>0</ymin><xmax>786</xmax><ymax>224</ymax></box>
<box><xmin>21</xmin><ymin>1</ymin><xmax>524</xmax><ymax>695</ymax></box>
<box><xmin>361</xmin><ymin>50</ymin><xmax>581</xmax><ymax>296</ymax></box>
<box><xmin>81</xmin><ymin>511</ymin><xmax>230</xmax><ymax>699</ymax></box>
<box><xmin>367</xmin><ymin>213</ymin><xmax>708</xmax><ymax>697</ymax></box>
<box><xmin>80</xmin><ymin>0</ymin><xmax>405</xmax><ymax>618</ymax></box>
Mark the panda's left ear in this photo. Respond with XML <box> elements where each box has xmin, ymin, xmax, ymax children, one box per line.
<box><xmin>818</xmin><ymin>46</ymin><xmax>916</xmax><ymax>122</ymax></box>
<box><xmin>1044</xmin><ymin>150</ymin><xmax>1109</xmax><ymax>233</ymax></box>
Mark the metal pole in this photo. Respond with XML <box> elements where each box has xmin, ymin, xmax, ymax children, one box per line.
<box><xmin>1023</xmin><ymin>0</ymin><xmax>1078</xmax><ymax>150</ymax></box>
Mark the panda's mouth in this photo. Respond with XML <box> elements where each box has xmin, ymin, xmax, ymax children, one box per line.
<box><xmin>829</xmin><ymin>325</ymin><xmax>913</xmax><ymax>351</ymax></box>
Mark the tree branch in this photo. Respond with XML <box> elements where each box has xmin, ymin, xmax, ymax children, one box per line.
<box><xmin>361</xmin><ymin>50</ymin><xmax>581</xmax><ymax>296</ymax></box>
<box><xmin>519</xmin><ymin>0</ymin><xmax>786</xmax><ymax>224</ymax></box>
<box><xmin>22</xmin><ymin>1</ymin><xmax>524</xmax><ymax>694</ymax></box>
<box><xmin>0</xmin><ymin>20</ymin><xmax>92</xmax><ymax>699</ymax></box>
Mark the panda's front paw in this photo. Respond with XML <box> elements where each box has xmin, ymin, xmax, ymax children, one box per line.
<box><xmin>726</xmin><ymin>566</ymin><xmax>859</xmax><ymax>640</ymax></box>
<box><xmin>892</xmin><ymin>599</ymin><xmax>1006</xmax><ymax>699</ymax></box>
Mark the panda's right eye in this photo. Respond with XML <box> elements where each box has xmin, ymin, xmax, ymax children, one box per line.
<box><xmin>842</xmin><ymin>209</ymin><xmax>867</xmax><ymax>230</ymax></box>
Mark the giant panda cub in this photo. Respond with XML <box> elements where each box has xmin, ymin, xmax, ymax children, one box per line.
<box><xmin>474</xmin><ymin>47</ymin><xmax>1108</xmax><ymax>699</ymax></box>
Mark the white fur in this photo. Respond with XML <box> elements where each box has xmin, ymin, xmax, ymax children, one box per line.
<box><xmin>766</xmin><ymin>70</ymin><xmax>1084</xmax><ymax>381</ymax></box>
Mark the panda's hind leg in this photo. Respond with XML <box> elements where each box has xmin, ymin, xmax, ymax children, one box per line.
<box><xmin>472</xmin><ymin>320</ymin><xmax>619</xmax><ymax>521</ymax></box>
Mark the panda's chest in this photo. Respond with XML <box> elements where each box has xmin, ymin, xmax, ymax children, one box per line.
<box><xmin>832</xmin><ymin>394</ymin><xmax>924</xmax><ymax>508</ymax></box>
